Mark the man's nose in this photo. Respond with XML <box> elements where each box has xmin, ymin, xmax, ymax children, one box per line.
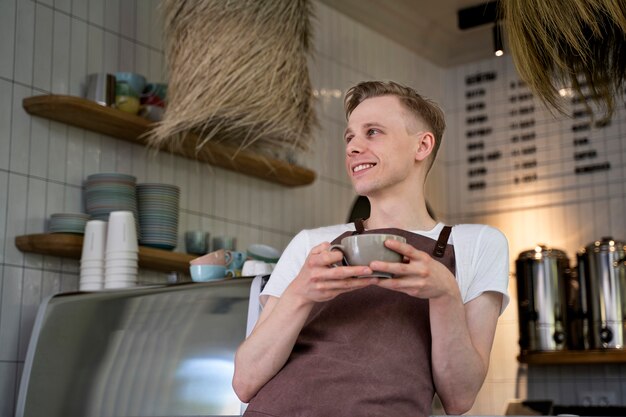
<box><xmin>346</xmin><ymin>136</ymin><xmax>364</xmax><ymax>155</ymax></box>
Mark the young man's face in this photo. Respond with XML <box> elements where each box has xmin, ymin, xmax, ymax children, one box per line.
<box><xmin>343</xmin><ymin>95</ymin><xmax>424</xmax><ymax>198</ymax></box>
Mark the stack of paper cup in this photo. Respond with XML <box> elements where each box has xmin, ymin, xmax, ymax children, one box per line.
<box><xmin>104</xmin><ymin>211</ymin><xmax>138</xmax><ymax>289</ymax></box>
<box><xmin>80</xmin><ymin>220</ymin><xmax>107</xmax><ymax>291</ymax></box>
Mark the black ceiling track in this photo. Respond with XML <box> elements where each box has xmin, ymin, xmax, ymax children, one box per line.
<box><xmin>457</xmin><ymin>1</ymin><xmax>500</xmax><ymax>30</ymax></box>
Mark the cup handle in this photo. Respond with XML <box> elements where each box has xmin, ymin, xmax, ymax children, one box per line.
<box><xmin>225</xmin><ymin>250</ymin><xmax>233</xmax><ymax>266</ymax></box>
<box><xmin>328</xmin><ymin>244</ymin><xmax>348</xmax><ymax>267</ymax></box>
<box><xmin>225</xmin><ymin>268</ymin><xmax>235</xmax><ymax>278</ymax></box>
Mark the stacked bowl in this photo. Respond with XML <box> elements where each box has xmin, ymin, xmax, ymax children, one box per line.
<box><xmin>49</xmin><ymin>213</ymin><xmax>91</xmax><ymax>234</ymax></box>
<box><xmin>84</xmin><ymin>173</ymin><xmax>139</xmax><ymax>237</ymax></box>
<box><xmin>104</xmin><ymin>211</ymin><xmax>138</xmax><ymax>289</ymax></box>
<box><xmin>80</xmin><ymin>220</ymin><xmax>107</xmax><ymax>291</ymax></box>
<box><xmin>136</xmin><ymin>183</ymin><xmax>180</xmax><ymax>250</ymax></box>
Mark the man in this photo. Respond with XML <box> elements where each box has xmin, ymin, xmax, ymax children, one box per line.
<box><xmin>233</xmin><ymin>81</ymin><xmax>509</xmax><ymax>416</ymax></box>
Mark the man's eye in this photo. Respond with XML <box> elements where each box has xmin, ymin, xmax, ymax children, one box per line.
<box><xmin>345</xmin><ymin>135</ymin><xmax>353</xmax><ymax>143</ymax></box>
<box><xmin>367</xmin><ymin>128</ymin><xmax>379</xmax><ymax>136</ymax></box>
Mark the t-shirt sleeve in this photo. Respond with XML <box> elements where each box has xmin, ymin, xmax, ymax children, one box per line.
<box><xmin>464</xmin><ymin>226</ymin><xmax>510</xmax><ymax>315</ymax></box>
<box><xmin>259</xmin><ymin>230</ymin><xmax>310</xmax><ymax>305</ymax></box>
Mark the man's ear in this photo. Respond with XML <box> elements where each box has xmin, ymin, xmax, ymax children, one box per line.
<box><xmin>415</xmin><ymin>132</ymin><xmax>435</xmax><ymax>162</ymax></box>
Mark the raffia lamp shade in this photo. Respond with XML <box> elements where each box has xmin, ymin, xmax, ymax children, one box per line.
<box><xmin>150</xmin><ymin>0</ymin><xmax>317</xmax><ymax>159</ymax></box>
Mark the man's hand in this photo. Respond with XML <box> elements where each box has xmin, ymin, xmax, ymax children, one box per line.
<box><xmin>284</xmin><ymin>242</ymin><xmax>379</xmax><ymax>305</ymax></box>
<box><xmin>368</xmin><ymin>239</ymin><xmax>459</xmax><ymax>300</ymax></box>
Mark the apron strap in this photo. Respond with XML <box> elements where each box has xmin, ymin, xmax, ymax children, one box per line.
<box><xmin>433</xmin><ymin>225</ymin><xmax>452</xmax><ymax>258</ymax></box>
<box><xmin>354</xmin><ymin>218</ymin><xmax>366</xmax><ymax>234</ymax></box>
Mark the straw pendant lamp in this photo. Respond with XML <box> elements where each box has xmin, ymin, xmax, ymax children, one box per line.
<box><xmin>150</xmin><ymin>0</ymin><xmax>317</xmax><ymax>160</ymax></box>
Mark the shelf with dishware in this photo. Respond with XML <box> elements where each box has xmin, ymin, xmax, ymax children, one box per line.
<box><xmin>518</xmin><ymin>350</ymin><xmax>626</xmax><ymax>365</ymax></box>
<box><xmin>22</xmin><ymin>94</ymin><xmax>316</xmax><ymax>187</ymax></box>
<box><xmin>15</xmin><ymin>233</ymin><xmax>194</xmax><ymax>274</ymax></box>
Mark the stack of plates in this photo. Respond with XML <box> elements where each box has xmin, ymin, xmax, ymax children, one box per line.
<box><xmin>84</xmin><ymin>173</ymin><xmax>139</xmax><ymax>236</ymax></box>
<box><xmin>49</xmin><ymin>213</ymin><xmax>91</xmax><ymax>234</ymax></box>
<box><xmin>136</xmin><ymin>183</ymin><xmax>180</xmax><ymax>250</ymax></box>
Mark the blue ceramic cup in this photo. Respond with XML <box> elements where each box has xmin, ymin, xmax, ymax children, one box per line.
<box><xmin>115</xmin><ymin>72</ymin><xmax>146</xmax><ymax>97</ymax></box>
<box><xmin>226</xmin><ymin>251</ymin><xmax>246</xmax><ymax>271</ymax></box>
<box><xmin>190</xmin><ymin>264</ymin><xmax>234</xmax><ymax>282</ymax></box>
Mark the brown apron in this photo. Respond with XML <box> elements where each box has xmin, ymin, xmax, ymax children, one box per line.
<box><xmin>245</xmin><ymin>219</ymin><xmax>455</xmax><ymax>417</ymax></box>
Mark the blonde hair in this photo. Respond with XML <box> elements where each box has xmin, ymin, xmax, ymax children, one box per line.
<box><xmin>503</xmin><ymin>0</ymin><xmax>626</xmax><ymax>120</ymax></box>
<box><xmin>344</xmin><ymin>81</ymin><xmax>446</xmax><ymax>164</ymax></box>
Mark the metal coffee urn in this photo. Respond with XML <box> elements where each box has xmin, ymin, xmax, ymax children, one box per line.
<box><xmin>516</xmin><ymin>245</ymin><xmax>571</xmax><ymax>352</ymax></box>
<box><xmin>577</xmin><ymin>237</ymin><xmax>626</xmax><ymax>349</ymax></box>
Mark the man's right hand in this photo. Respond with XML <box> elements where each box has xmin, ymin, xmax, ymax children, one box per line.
<box><xmin>284</xmin><ymin>242</ymin><xmax>378</xmax><ymax>305</ymax></box>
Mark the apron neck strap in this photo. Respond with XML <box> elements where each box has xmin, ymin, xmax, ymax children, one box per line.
<box><xmin>433</xmin><ymin>226</ymin><xmax>452</xmax><ymax>258</ymax></box>
<box><xmin>354</xmin><ymin>218</ymin><xmax>366</xmax><ymax>234</ymax></box>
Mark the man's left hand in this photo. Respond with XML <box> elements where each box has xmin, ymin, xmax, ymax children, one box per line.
<box><xmin>368</xmin><ymin>239</ymin><xmax>459</xmax><ymax>300</ymax></box>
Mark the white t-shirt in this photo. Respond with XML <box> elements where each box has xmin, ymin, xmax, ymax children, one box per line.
<box><xmin>261</xmin><ymin>222</ymin><xmax>510</xmax><ymax>314</ymax></box>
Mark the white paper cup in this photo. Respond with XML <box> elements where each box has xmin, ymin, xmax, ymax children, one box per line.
<box><xmin>80</xmin><ymin>282</ymin><xmax>104</xmax><ymax>291</ymax></box>
<box><xmin>81</xmin><ymin>259</ymin><xmax>105</xmax><ymax>267</ymax></box>
<box><xmin>81</xmin><ymin>220</ymin><xmax>107</xmax><ymax>261</ymax></box>
<box><xmin>81</xmin><ymin>266</ymin><xmax>105</xmax><ymax>275</ymax></box>
<box><xmin>106</xmin><ymin>266</ymin><xmax>138</xmax><ymax>275</ymax></box>
<box><xmin>79</xmin><ymin>274</ymin><xmax>105</xmax><ymax>284</ymax></box>
<box><xmin>104</xmin><ymin>280</ymin><xmax>136</xmax><ymax>289</ymax></box>
<box><xmin>106</xmin><ymin>211</ymin><xmax>138</xmax><ymax>253</ymax></box>
<box><xmin>105</xmin><ymin>273</ymin><xmax>137</xmax><ymax>282</ymax></box>
<box><xmin>105</xmin><ymin>258</ymin><xmax>138</xmax><ymax>268</ymax></box>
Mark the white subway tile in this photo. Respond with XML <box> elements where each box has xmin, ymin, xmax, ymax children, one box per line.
<box><xmin>60</xmin><ymin>273</ymin><xmax>78</xmax><ymax>292</ymax></box>
<box><xmin>82</xmin><ymin>131</ymin><xmax>101</xmax><ymax>177</ymax></box>
<box><xmin>32</xmin><ymin>4</ymin><xmax>53</xmax><ymax>92</ymax></box>
<box><xmin>41</xmin><ymin>271</ymin><xmax>61</xmax><ymax>298</ymax></box>
<box><xmin>103</xmin><ymin>0</ymin><xmax>120</xmax><ymax>33</ymax></box>
<box><xmin>98</xmin><ymin>136</ymin><xmax>116</xmax><ymax>172</ymax></box>
<box><xmin>63</xmin><ymin>185</ymin><xmax>82</xmax><ymax>214</ymax></box>
<box><xmin>24</xmin><ymin>177</ymin><xmax>46</xmax><ymax>268</ymax></box>
<box><xmin>0</xmin><ymin>266</ymin><xmax>24</xmax><ymax>361</ymax></box>
<box><xmin>53</xmin><ymin>0</ymin><xmax>70</xmax><ymax>14</ymax></box>
<box><xmin>115</xmin><ymin>141</ymin><xmax>133</xmax><ymax>175</ymax></box>
<box><xmin>68</xmin><ymin>17</ymin><xmax>88</xmax><ymax>97</ymax></box>
<box><xmin>62</xmin><ymin>128</ymin><xmax>83</xmax><ymax>187</ymax></box>
<box><xmin>134</xmin><ymin>43</ymin><xmax>149</xmax><ymax>80</ymax></box>
<box><xmin>135</xmin><ymin>0</ymin><xmax>150</xmax><ymax>46</ymax></box>
<box><xmin>29</xmin><ymin>115</ymin><xmax>50</xmax><ymax>179</ymax></box>
<box><xmin>12</xmin><ymin>0</ymin><xmax>34</xmax><ymax>86</ymax></box>
<box><xmin>0</xmin><ymin>361</ymin><xmax>17</xmax><ymax>417</ymax></box>
<box><xmin>10</xmin><ymin>84</ymin><xmax>31</xmax><ymax>175</ymax></box>
<box><xmin>88</xmin><ymin>0</ymin><xmax>104</xmax><ymax>27</ymax></box>
<box><xmin>119</xmin><ymin>0</ymin><xmax>136</xmax><ymax>39</ymax></box>
<box><xmin>0</xmin><ymin>171</ymin><xmax>8</xmax><ymax>264</ymax></box>
<box><xmin>86</xmin><ymin>25</ymin><xmax>104</xmax><ymax>75</ymax></box>
<box><xmin>47</xmin><ymin>121</ymin><xmax>67</xmax><ymax>182</ymax></box>
<box><xmin>102</xmin><ymin>31</ymin><xmax>119</xmax><ymax>75</ymax></box>
<box><xmin>130</xmin><ymin>143</ymin><xmax>147</xmax><ymax>182</ymax></box>
<box><xmin>0</xmin><ymin>0</ymin><xmax>16</xmax><ymax>79</ymax></box>
<box><xmin>0</xmin><ymin>79</ymin><xmax>12</xmax><ymax>171</ymax></box>
<box><xmin>71</xmin><ymin>0</ymin><xmax>88</xmax><ymax>20</ymax></box>
<box><xmin>147</xmin><ymin>50</ymin><xmax>163</xmax><ymax>83</ymax></box>
<box><xmin>4</xmin><ymin>174</ymin><xmax>28</xmax><ymax>265</ymax></box>
<box><xmin>18</xmin><ymin>268</ymin><xmax>42</xmax><ymax>361</ymax></box>
<box><xmin>119</xmin><ymin>38</ymin><xmax>135</xmax><ymax>73</ymax></box>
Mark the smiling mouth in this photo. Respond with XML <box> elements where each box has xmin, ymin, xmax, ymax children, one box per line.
<box><xmin>352</xmin><ymin>163</ymin><xmax>376</xmax><ymax>173</ymax></box>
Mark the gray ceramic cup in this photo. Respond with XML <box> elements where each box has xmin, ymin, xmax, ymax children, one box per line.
<box><xmin>330</xmin><ymin>234</ymin><xmax>406</xmax><ymax>278</ymax></box>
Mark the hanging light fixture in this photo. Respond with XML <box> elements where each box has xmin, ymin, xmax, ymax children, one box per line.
<box><xmin>493</xmin><ymin>21</ymin><xmax>504</xmax><ymax>56</ymax></box>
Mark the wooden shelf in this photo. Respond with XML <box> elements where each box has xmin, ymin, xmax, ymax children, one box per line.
<box><xmin>23</xmin><ymin>94</ymin><xmax>316</xmax><ymax>187</ymax></box>
<box><xmin>518</xmin><ymin>350</ymin><xmax>626</xmax><ymax>365</ymax></box>
<box><xmin>15</xmin><ymin>233</ymin><xmax>195</xmax><ymax>274</ymax></box>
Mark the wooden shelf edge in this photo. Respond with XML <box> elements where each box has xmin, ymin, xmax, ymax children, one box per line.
<box><xmin>23</xmin><ymin>94</ymin><xmax>316</xmax><ymax>187</ymax></box>
<box><xmin>15</xmin><ymin>233</ymin><xmax>195</xmax><ymax>275</ymax></box>
<box><xmin>518</xmin><ymin>349</ymin><xmax>626</xmax><ymax>365</ymax></box>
